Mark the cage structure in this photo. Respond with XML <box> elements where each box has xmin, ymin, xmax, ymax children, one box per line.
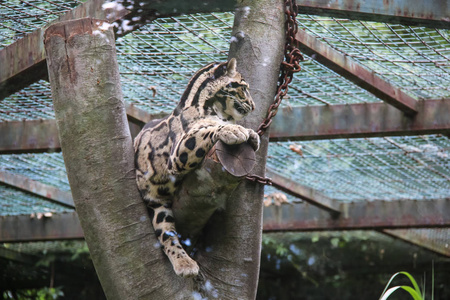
<box><xmin>0</xmin><ymin>0</ymin><xmax>449</xmax><ymax>296</ymax></box>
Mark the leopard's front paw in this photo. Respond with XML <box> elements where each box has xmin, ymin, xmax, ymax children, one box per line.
<box><xmin>218</xmin><ymin>124</ymin><xmax>250</xmax><ymax>145</ymax></box>
<box><xmin>248</xmin><ymin>129</ymin><xmax>260</xmax><ymax>151</ymax></box>
<box><xmin>173</xmin><ymin>256</ymin><xmax>199</xmax><ymax>278</ymax></box>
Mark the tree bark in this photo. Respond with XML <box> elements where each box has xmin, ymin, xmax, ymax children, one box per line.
<box><xmin>44</xmin><ymin>18</ymin><xmax>193</xmax><ymax>299</ymax></box>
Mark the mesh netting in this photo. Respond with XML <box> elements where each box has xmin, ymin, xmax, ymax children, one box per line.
<box><xmin>1</xmin><ymin>13</ymin><xmax>404</xmax><ymax>121</ymax></box>
<box><xmin>0</xmin><ymin>152</ymin><xmax>70</xmax><ymax>191</ymax></box>
<box><xmin>0</xmin><ymin>183</ymin><xmax>71</xmax><ymax>215</ymax></box>
<box><xmin>0</xmin><ymin>80</ymin><xmax>54</xmax><ymax>121</ymax></box>
<box><xmin>116</xmin><ymin>13</ymin><xmax>233</xmax><ymax>115</ymax></box>
<box><xmin>267</xmin><ymin>135</ymin><xmax>450</xmax><ymax>202</ymax></box>
<box><xmin>297</xmin><ymin>15</ymin><xmax>450</xmax><ymax>100</ymax></box>
<box><xmin>0</xmin><ymin>0</ymin><xmax>84</xmax><ymax>48</ymax></box>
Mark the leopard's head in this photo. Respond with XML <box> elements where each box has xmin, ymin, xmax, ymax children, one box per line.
<box><xmin>209</xmin><ymin>58</ymin><xmax>255</xmax><ymax>121</ymax></box>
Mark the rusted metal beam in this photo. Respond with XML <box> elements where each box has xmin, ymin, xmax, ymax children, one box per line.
<box><xmin>0</xmin><ymin>119</ymin><xmax>60</xmax><ymax>154</ymax></box>
<box><xmin>263</xmin><ymin>198</ymin><xmax>450</xmax><ymax>232</ymax></box>
<box><xmin>270</xmin><ymin>99</ymin><xmax>450</xmax><ymax>141</ymax></box>
<box><xmin>124</xmin><ymin>102</ymin><xmax>167</xmax><ymax>126</ymax></box>
<box><xmin>2</xmin><ymin>198</ymin><xmax>448</xmax><ymax>242</ymax></box>
<box><xmin>298</xmin><ymin>0</ymin><xmax>450</xmax><ymax>29</ymax></box>
<box><xmin>0</xmin><ymin>212</ymin><xmax>83</xmax><ymax>242</ymax></box>
<box><xmin>266</xmin><ymin>169</ymin><xmax>341</xmax><ymax>215</ymax></box>
<box><xmin>296</xmin><ymin>29</ymin><xmax>419</xmax><ymax>115</ymax></box>
<box><xmin>382</xmin><ymin>229</ymin><xmax>450</xmax><ymax>257</ymax></box>
<box><xmin>0</xmin><ymin>104</ymin><xmax>157</xmax><ymax>153</ymax></box>
<box><xmin>0</xmin><ymin>171</ymin><xmax>74</xmax><ymax>207</ymax></box>
<box><xmin>0</xmin><ymin>0</ymin><xmax>129</xmax><ymax>100</ymax></box>
<box><xmin>3</xmin><ymin>99</ymin><xmax>450</xmax><ymax>153</ymax></box>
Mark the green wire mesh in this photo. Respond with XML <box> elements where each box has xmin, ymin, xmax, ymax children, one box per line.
<box><xmin>0</xmin><ymin>9</ymin><xmax>449</xmax><ymax>218</ymax></box>
<box><xmin>0</xmin><ymin>80</ymin><xmax>54</xmax><ymax>121</ymax></box>
<box><xmin>267</xmin><ymin>135</ymin><xmax>450</xmax><ymax>202</ymax></box>
<box><xmin>116</xmin><ymin>13</ymin><xmax>233</xmax><ymax>115</ymax></box>
<box><xmin>0</xmin><ymin>183</ymin><xmax>71</xmax><ymax>215</ymax></box>
<box><xmin>297</xmin><ymin>15</ymin><xmax>450</xmax><ymax>100</ymax></box>
<box><xmin>0</xmin><ymin>0</ymin><xmax>84</xmax><ymax>48</ymax></box>
<box><xmin>0</xmin><ymin>152</ymin><xmax>70</xmax><ymax>191</ymax></box>
<box><xmin>116</xmin><ymin>13</ymin><xmax>383</xmax><ymax>114</ymax></box>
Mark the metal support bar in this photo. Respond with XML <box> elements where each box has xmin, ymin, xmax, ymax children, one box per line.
<box><xmin>0</xmin><ymin>171</ymin><xmax>74</xmax><ymax>207</ymax></box>
<box><xmin>270</xmin><ymin>99</ymin><xmax>450</xmax><ymax>141</ymax></box>
<box><xmin>382</xmin><ymin>229</ymin><xmax>450</xmax><ymax>257</ymax></box>
<box><xmin>263</xmin><ymin>198</ymin><xmax>450</xmax><ymax>232</ymax></box>
<box><xmin>296</xmin><ymin>29</ymin><xmax>419</xmax><ymax>115</ymax></box>
<box><xmin>0</xmin><ymin>212</ymin><xmax>83</xmax><ymax>242</ymax></box>
<box><xmin>0</xmin><ymin>119</ymin><xmax>60</xmax><ymax>154</ymax></box>
<box><xmin>266</xmin><ymin>169</ymin><xmax>341</xmax><ymax>215</ymax></box>
<box><xmin>2</xmin><ymin>99</ymin><xmax>450</xmax><ymax>153</ymax></box>
<box><xmin>298</xmin><ymin>0</ymin><xmax>450</xmax><ymax>29</ymax></box>
<box><xmin>2</xmin><ymin>198</ymin><xmax>448</xmax><ymax>242</ymax></box>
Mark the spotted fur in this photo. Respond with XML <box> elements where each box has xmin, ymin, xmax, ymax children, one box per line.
<box><xmin>134</xmin><ymin>59</ymin><xmax>259</xmax><ymax>277</ymax></box>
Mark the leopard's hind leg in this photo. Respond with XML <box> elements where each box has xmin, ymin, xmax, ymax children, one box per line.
<box><xmin>146</xmin><ymin>199</ymin><xmax>199</xmax><ymax>278</ymax></box>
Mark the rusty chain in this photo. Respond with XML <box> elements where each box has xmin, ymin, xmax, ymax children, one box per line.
<box><xmin>246</xmin><ymin>0</ymin><xmax>304</xmax><ymax>185</ymax></box>
<box><xmin>256</xmin><ymin>0</ymin><xmax>303</xmax><ymax>137</ymax></box>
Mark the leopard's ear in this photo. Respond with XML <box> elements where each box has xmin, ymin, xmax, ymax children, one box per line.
<box><xmin>226</xmin><ymin>58</ymin><xmax>237</xmax><ymax>77</ymax></box>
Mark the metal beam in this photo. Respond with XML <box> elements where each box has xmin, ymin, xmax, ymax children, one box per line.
<box><xmin>263</xmin><ymin>198</ymin><xmax>450</xmax><ymax>232</ymax></box>
<box><xmin>0</xmin><ymin>104</ymin><xmax>159</xmax><ymax>154</ymax></box>
<box><xmin>0</xmin><ymin>0</ymin><xmax>129</xmax><ymax>100</ymax></box>
<box><xmin>2</xmin><ymin>199</ymin><xmax>449</xmax><ymax>242</ymax></box>
<box><xmin>0</xmin><ymin>171</ymin><xmax>74</xmax><ymax>207</ymax></box>
<box><xmin>0</xmin><ymin>119</ymin><xmax>60</xmax><ymax>154</ymax></box>
<box><xmin>382</xmin><ymin>229</ymin><xmax>450</xmax><ymax>257</ymax></box>
<box><xmin>0</xmin><ymin>212</ymin><xmax>83</xmax><ymax>242</ymax></box>
<box><xmin>269</xmin><ymin>99</ymin><xmax>450</xmax><ymax>141</ymax></box>
<box><xmin>296</xmin><ymin>29</ymin><xmax>419</xmax><ymax>115</ymax></box>
<box><xmin>3</xmin><ymin>99</ymin><xmax>450</xmax><ymax>153</ymax></box>
<box><xmin>298</xmin><ymin>0</ymin><xmax>450</xmax><ymax>29</ymax></box>
<box><xmin>124</xmin><ymin>102</ymin><xmax>167</xmax><ymax>126</ymax></box>
<box><xmin>266</xmin><ymin>169</ymin><xmax>341</xmax><ymax>215</ymax></box>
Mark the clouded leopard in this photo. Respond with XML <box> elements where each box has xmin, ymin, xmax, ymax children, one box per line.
<box><xmin>134</xmin><ymin>59</ymin><xmax>260</xmax><ymax>277</ymax></box>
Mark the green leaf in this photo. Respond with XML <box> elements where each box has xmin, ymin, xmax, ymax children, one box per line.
<box><xmin>379</xmin><ymin>286</ymin><xmax>423</xmax><ymax>300</ymax></box>
<box><xmin>379</xmin><ymin>272</ymin><xmax>423</xmax><ymax>300</ymax></box>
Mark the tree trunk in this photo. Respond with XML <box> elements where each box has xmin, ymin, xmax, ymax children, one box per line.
<box><xmin>194</xmin><ymin>1</ymin><xmax>286</xmax><ymax>298</ymax></box>
<box><xmin>44</xmin><ymin>18</ymin><xmax>192</xmax><ymax>299</ymax></box>
<box><xmin>44</xmin><ymin>0</ymin><xmax>284</xmax><ymax>297</ymax></box>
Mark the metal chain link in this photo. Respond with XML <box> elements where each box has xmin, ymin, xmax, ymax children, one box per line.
<box><xmin>256</xmin><ymin>0</ymin><xmax>304</xmax><ymax>137</ymax></box>
<box><xmin>246</xmin><ymin>0</ymin><xmax>304</xmax><ymax>185</ymax></box>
